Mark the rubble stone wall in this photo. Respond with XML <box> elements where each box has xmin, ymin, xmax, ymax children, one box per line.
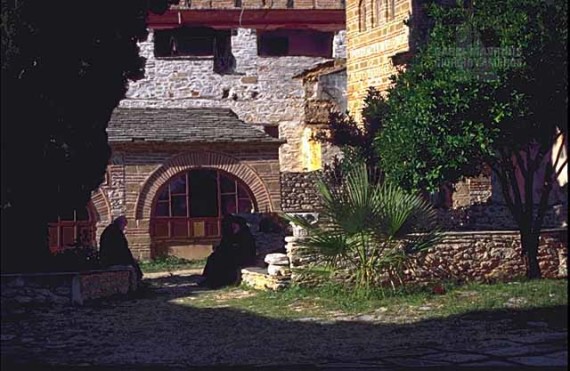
<box><xmin>121</xmin><ymin>28</ymin><xmax>346</xmax><ymax>172</ymax></box>
<box><xmin>280</xmin><ymin>171</ymin><xmax>322</xmax><ymax>212</ymax></box>
<box><xmin>0</xmin><ymin>267</ymin><xmax>137</xmax><ymax>307</ymax></box>
<box><xmin>286</xmin><ymin>228</ymin><xmax>568</xmax><ymax>286</ymax></box>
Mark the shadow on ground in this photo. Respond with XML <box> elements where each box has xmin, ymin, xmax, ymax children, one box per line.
<box><xmin>1</xmin><ymin>274</ymin><xmax>567</xmax><ymax>370</ymax></box>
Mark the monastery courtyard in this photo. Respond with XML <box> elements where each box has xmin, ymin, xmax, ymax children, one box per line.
<box><xmin>2</xmin><ymin>270</ymin><xmax>567</xmax><ymax>370</ymax></box>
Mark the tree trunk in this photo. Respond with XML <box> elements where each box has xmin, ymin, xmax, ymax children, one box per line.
<box><xmin>521</xmin><ymin>231</ymin><xmax>541</xmax><ymax>279</ymax></box>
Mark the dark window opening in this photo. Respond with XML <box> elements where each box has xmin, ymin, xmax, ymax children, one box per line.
<box><xmin>154</xmin><ymin>27</ymin><xmax>215</xmax><ymax>57</ymax></box>
<box><xmin>213</xmin><ymin>31</ymin><xmax>236</xmax><ymax>74</ymax></box>
<box><xmin>287</xmin><ymin>0</ymin><xmax>294</xmax><ymax>8</ymax></box>
<box><xmin>264</xmin><ymin>125</ymin><xmax>279</xmax><ymax>139</ymax></box>
<box><xmin>155</xmin><ymin>27</ymin><xmax>235</xmax><ymax>74</ymax></box>
<box><xmin>258</xmin><ymin>29</ymin><xmax>333</xmax><ymax>58</ymax></box>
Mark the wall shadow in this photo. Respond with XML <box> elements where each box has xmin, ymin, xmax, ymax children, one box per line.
<box><xmin>1</xmin><ymin>274</ymin><xmax>567</xmax><ymax>370</ymax></box>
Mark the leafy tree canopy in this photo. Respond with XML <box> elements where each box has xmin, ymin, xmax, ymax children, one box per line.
<box><xmin>1</xmin><ymin>0</ymin><xmax>173</xmax><ymax>271</ymax></box>
<box><xmin>377</xmin><ymin>0</ymin><xmax>567</xmax><ymax>193</ymax></box>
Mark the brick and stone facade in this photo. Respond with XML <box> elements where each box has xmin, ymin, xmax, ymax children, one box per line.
<box><xmin>84</xmin><ymin>2</ymin><xmax>347</xmax><ymax>260</ymax></box>
<box><xmin>346</xmin><ymin>0</ymin><xmax>415</xmax><ymax>121</ymax></box>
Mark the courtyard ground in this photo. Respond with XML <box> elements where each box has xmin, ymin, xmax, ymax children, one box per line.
<box><xmin>1</xmin><ymin>269</ymin><xmax>567</xmax><ymax>370</ymax></box>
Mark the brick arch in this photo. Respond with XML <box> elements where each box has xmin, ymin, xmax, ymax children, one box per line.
<box><xmin>134</xmin><ymin>151</ymin><xmax>273</xmax><ymax>220</ymax></box>
<box><xmin>91</xmin><ymin>188</ymin><xmax>112</xmax><ymax>224</ymax></box>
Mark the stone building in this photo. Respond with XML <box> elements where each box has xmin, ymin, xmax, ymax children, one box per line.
<box><xmin>48</xmin><ymin>0</ymin><xmax>348</xmax><ymax>260</ymax></box>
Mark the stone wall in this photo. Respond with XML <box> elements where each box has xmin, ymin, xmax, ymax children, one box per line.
<box><xmin>280</xmin><ymin>171</ymin><xmax>322</xmax><ymax>212</ymax></box>
<box><xmin>286</xmin><ymin>228</ymin><xmax>568</xmax><ymax>286</ymax></box>
<box><xmin>0</xmin><ymin>267</ymin><xmax>137</xmax><ymax>308</ymax></box>
<box><xmin>405</xmin><ymin>229</ymin><xmax>568</xmax><ymax>283</ymax></box>
<box><xmin>438</xmin><ymin>203</ymin><xmax>568</xmax><ymax>231</ymax></box>
<box><xmin>121</xmin><ymin>28</ymin><xmax>346</xmax><ymax>172</ymax></box>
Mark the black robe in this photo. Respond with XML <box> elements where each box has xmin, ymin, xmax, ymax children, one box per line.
<box><xmin>201</xmin><ymin>216</ymin><xmax>257</xmax><ymax>289</ymax></box>
<box><xmin>99</xmin><ymin>223</ymin><xmax>143</xmax><ymax>281</ymax></box>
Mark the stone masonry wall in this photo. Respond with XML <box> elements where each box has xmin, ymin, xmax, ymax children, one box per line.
<box><xmin>121</xmin><ymin>28</ymin><xmax>346</xmax><ymax>172</ymax></box>
<box><xmin>281</xmin><ymin>171</ymin><xmax>322</xmax><ymax>212</ymax></box>
<box><xmin>405</xmin><ymin>229</ymin><xmax>568</xmax><ymax>283</ymax></box>
<box><xmin>286</xmin><ymin>228</ymin><xmax>568</xmax><ymax>286</ymax></box>
<box><xmin>1</xmin><ymin>267</ymin><xmax>136</xmax><ymax>307</ymax></box>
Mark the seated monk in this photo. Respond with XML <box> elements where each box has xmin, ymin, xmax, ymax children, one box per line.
<box><xmin>99</xmin><ymin>216</ymin><xmax>143</xmax><ymax>282</ymax></box>
<box><xmin>201</xmin><ymin>215</ymin><xmax>257</xmax><ymax>289</ymax></box>
<box><xmin>233</xmin><ymin>216</ymin><xmax>257</xmax><ymax>268</ymax></box>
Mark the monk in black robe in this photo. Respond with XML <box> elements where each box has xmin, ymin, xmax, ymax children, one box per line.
<box><xmin>201</xmin><ymin>215</ymin><xmax>256</xmax><ymax>289</ymax></box>
<box><xmin>99</xmin><ymin>216</ymin><xmax>143</xmax><ymax>282</ymax></box>
<box><xmin>233</xmin><ymin>216</ymin><xmax>257</xmax><ymax>267</ymax></box>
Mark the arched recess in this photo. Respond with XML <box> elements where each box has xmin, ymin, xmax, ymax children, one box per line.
<box><xmin>91</xmin><ymin>188</ymin><xmax>112</xmax><ymax>225</ymax></box>
<box><xmin>134</xmin><ymin>151</ymin><xmax>273</xmax><ymax>221</ymax></box>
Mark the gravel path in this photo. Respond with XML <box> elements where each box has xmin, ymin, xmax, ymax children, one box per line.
<box><xmin>1</xmin><ymin>271</ymin><xmax>567</xmax><ymax>369</ymax></box>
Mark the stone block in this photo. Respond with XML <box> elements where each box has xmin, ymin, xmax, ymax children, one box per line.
<box><xmin>264</xmin><ymin>253</ymin><xmax>290</xmax><ymax>265</ymax></box>
<box><xmin>241</xmin><ymin>76</ymin><xmax>258</xmax><ymax>84</ymax></box>
<box><xmin>267</xmin><ymin>264</ymin><xmax>291</xmax><ymax>276</ymax></box>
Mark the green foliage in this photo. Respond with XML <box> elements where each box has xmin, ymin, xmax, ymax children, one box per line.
<box><xmin>287</xmin><ymin>162</ymin><xmax>440</xmax><ymax>293</ymax></box>
<box><xmin>377</xmin><ymin>0</ymin><xmax>567</xmax><ymax>193</ymax></box>
<box><xmin>140</xmin><ymin>256</ymin><xmax>205</xmax><ymax>273</ymax></box>
<box><xmin>374</xmin><ymin>0</ymin><xmax>568</xmax><ymax>278</ymax></box>
<box><xmin>315</xmin><ymin>87</ymin><xmax>389</xmax><ymax>174</ymax></box>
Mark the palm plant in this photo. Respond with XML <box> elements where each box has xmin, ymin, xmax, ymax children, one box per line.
<box><xmin>287</xmin><ymin>163</ymin><xmax>440</xmax><ymax>292</ymax></box>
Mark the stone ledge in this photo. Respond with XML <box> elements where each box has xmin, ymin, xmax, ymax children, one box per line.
<box><xmin>241</xmin><ymin>267</ymin><xmax>291</xmax><ymax>291</ymax></box>
<box><xmin>1</xmin><ymin>266</ymin><xmax>137</xmax><ymax>306</ymax></box>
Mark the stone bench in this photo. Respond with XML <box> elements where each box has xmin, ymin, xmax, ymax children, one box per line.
<box><xmin>1</xmin><ymin>266</ymin><xmax>137</xmax><ymax>306</ymax></box>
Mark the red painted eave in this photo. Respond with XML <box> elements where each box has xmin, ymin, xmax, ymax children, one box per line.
<box><xmin>148</xmin><ymin>9</ymin><xmax>345</xmax><ymax>31</ymax></box>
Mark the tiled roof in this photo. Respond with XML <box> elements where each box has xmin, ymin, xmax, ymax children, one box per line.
<box><xmin>107</xmin><ymin>107</ymin><xmax>283</xmax><ymax>144</ymax></box>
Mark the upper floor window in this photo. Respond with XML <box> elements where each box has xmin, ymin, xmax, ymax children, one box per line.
<box><xmin>155</xmin><ymin>27</ymin><xmax>216</xmax><ymax>57</ymax></box>
<box><xmin>258</xmin><ymin>29</ymin><xmax>333</xmax><ymax>58</ymax></box>
<box><xmin>359</xmin><ymin>0</ymin><xmax>367</xmax><ymax>32</ymax></box>
<box><xmin>373</xmin><ymin>0</ymin><xmax>383</xmax><ymax>27</ymax></box>
<box><xmin>386</xmin><ymin>0</ymin><xmax>395</xmax><ymax>21</ymax></box>
<box><xmin>154</xmin><ymin>27</ymin><xmax>235</xmax><ymax>74</ymax></box>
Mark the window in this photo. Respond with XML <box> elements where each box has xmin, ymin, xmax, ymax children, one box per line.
<box><xmin>151</xmin><ymin>169</ymin><xmax>256</xmax><ymax>239</ymax></box>
<box><xmin>154</xmin><ymin>27</ymin><xmax>215</xmax><ymax>57</ymax></box>
<box><xmin>359</xmin><ymin>0</ymin><xmax>367</xmax><ymax>32</ymax></box>
<box><xmin>258</xmin><ymin>29</ymin><xmax>334</xmax><ymax>58</ymax></box>
<box><xmin>48</xmin><ymin>206</ymin><xmax>96</xmax><ymax>253</ymax></box>
<box><xmin>386</xmin><ymin>0</ymin><xmax>395</xmax><ymax>20</ymax></box>
<box><xmin>154</xmin><ymin>27</ymin><xmax>235</xmax><ymax>73</ymax></box>
<box><xmin>374</xmin><ymin>0</ymin><xmax>383</xmax><ymax>27</ymax></box>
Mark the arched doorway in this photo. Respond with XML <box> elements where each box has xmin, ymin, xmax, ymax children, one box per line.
<box><xmin>150</xmin><ymin>168</ymin><xmax>256</xmax><ymax>241</ymax></box>
<box><xmin>48</xmin><ymin>203</ymin><xmax>97</xmax><ymax>253</ymax></box>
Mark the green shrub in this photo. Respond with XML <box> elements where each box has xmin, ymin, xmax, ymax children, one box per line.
<box><xmin>287</xmin><ymin>163</ymin><xmax>441</xmax><ymax>294</ymax></box>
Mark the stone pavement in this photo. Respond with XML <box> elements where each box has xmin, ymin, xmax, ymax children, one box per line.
<box><xmin>1</xmin><ymin>271</ymin><xmax>567</xmax><ymax>370</ymax></box>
